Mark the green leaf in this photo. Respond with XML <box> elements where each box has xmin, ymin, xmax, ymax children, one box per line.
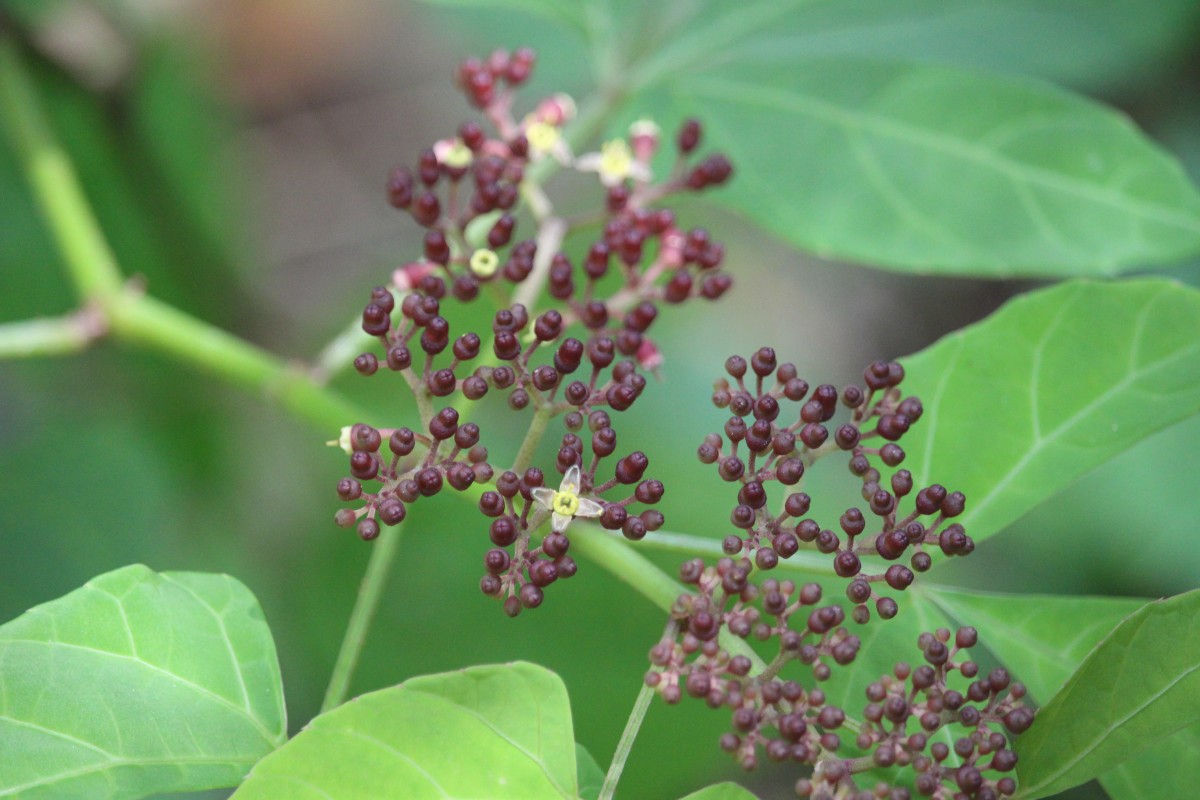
<box><xmin>674</xmin><ymin>61</ymin><xmax>1200</xmax><ymax>276</ymax></box>
<box><xmin>1096</xmin><ymin>726</ymin><xmax>1200</xmax><ymax>800</ymax></box>
<box><xmin>1014</xmin><ymin>588</ymin><xmax>1200</xmax><ymax>799</ymax></box>
<box><xmin>710</xmin><ymin>0</ymin><xmax>1200</xmax><ymax>93</ymax></box>
<box><xmin>902</xmin><ymin>279</ymin><xmax>1200</xmax><ymax>545</ymax></box>
<box><xmin>0</xmin><ymin>564</ymin><xmax>286</xmax><ymax>800</ymax></box>
<box><xmin>574</xmin><ymin>743</ymin><xmax>604</xmax><ymax>800</ymax></box>
<box><xmin>920</xmin><ymin>585</ymin><xmax>1144</xmax><ymax>703</ymax></box>
<box><xmin>232</xmin><ymin>662</ymin><xmax>579</xmax><ymax>799</ymax></box>
<box><xmin>924</xmin><ymin>585</ymin><xmax>1200</xmax><ymax>799</ymax></box>
<box><xmin>678</xmin><ymin>782</ymin><xmax>761</xmax><ymax>800</ymax></box>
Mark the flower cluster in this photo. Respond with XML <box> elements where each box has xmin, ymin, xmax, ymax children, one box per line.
<box><xmin>698</xmin><ymin>349</ymin><xmax>974</xmax><ymax>620</ymax></box>
<box><xmin>477</xmin><ymin>409</ymin><xmax>665</xmax><ymax>615</ymax></box>
<box><xmin>651</xmin><ymin>565</ymin><xmax>1031</xmax><ymax>799</ymax></box>
<box><xmin>336</xmin><ymin>43</ymin><xmax>1038</xmax><ymax>800</ymax></box>
<box><xmin>644</xmin><ymin>346</ymin><xmax>1025</xmax><ymax>795</ymax></box>
<box><xmin>333</xmin><ymin>47</ymin><xmax>734</xmax><ymax>613</ymax></box>
<box><xmin>332</xmin><ymin>413</ymin><xmax>492</xmax><ymax>541</ymax></box>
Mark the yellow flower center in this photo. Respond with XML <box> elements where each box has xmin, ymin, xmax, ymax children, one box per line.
<box><xmin>469</xmin><ymin>248</ymin><xmax>500</xmax><ymax>278</ymax></box>
<box><xmin>441</xmin><ymin>139</ymin><xmax>473</xmax><ymax>169</ymax></box>
<box><xmin>598</xmin><ymin>139</ymin><xmax>633</xmax><ymax>181</ymax></box>
<box><xmin>526</xmin><ymin>121</ymin><xmax>560</xmax><ymax>154</ymax></box>
<box><xmin>551</xmin><ymin>490</ymin><xmax>580</xmax><ymax>517</ymax></box>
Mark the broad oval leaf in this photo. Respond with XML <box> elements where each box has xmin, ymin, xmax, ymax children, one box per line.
<box><xmin>902</xmin><ymin>279</ymin><xmax>1200</xmax><ymax>545</ymax></box>
<box><xmin>675</xmin><ymin>61</ymin><xmax>1200</xmax><ymax>276</ymax></box>
<box><xmin>0</xmin><ymin>564</ymin><xmax>286</xmax><ymax>799</ymax></box>
<box><xmin>232</xmin><ymin>662</ymin><xmax>579</xmax><ymax>799</ymax></box>
<box><xmin>1014</xmin><ymin>588</ymin><xmax>1200</xmax><ymax>799</ymax></box>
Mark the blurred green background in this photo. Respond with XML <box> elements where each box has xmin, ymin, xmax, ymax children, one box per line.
<box><xmin>2</xmin><ymin>1</ymin><xmax>1199</xmax><ymax>798</ymax></box>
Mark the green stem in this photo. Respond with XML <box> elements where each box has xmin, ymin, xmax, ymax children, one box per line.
<box><xmin>0</xmin><ymin>37</ymin><xmax>374</xmax><ymax>434</ymax></box>
<box><xmin>570</xmin><ymin>526</ymin><xmax>767</xmax><ymax>672</ymax></box>
<box><xmin>512</xmin><ymin>404</ymin><xmax>553</xmax><ymax>474</ymax></box>
<box><xmin>599</xmin><ymin>679</ymin><xmax>657</xmax><ymax>800</ymax></box>
<box><xmin>0</xmin><ymin>307</ymin><xmax>104</xmax><ymax>358</ymax></box>
<box><xmin>311</xmin><ymin>313</ymin><xmax>375</xmax><ymax>385</ymax></box>
<box><xmin>571</xmin><ymin>524</ymin><xmax>681</xmax><ymax>610</ymax></box>
<box><xmin>321</xmin><ymin>521</ymin><xmax>406</xmax><ymax>713</ymax></box>
<box><xmin>111</xmin><ymin>292</ymin><xmax>375</xmax><ymax>429</ymax></box>
<box><xmin>0</xmin><ymin>39</ymin><xmax>121</xmax><ymax>300</ymax></box>
<box><xmin>636</xmin><ymin>528</ymin><xmax>833</xmax><ymax>574</ymax></box>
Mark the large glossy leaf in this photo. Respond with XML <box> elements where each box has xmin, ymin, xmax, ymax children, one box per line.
<box><xmin>1014</xmin><ymin>589</ymin><xmax>1200</xmax><ymax>799</ymax></box>
<box><xmin>673</xmin><ymin>61</ymin><xmax>1200</xmax><ymax>276</ymax></box>
<box><xmin>902</xmin><ymin>279</ymin><xmax>1200</xmax><ymax>545</ymax></box>
<box><xmin>233</xmin><ymin>662</ymin><xmax>579</xmax><ymax>799</ymax></box>
<box><xmin>0</xmin><ymin>565</ymin><xmax>286</xmax><ymax>799</ymax></box>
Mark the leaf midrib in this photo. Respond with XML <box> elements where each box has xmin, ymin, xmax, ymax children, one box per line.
<box><xmin>1</xmin><ymin>638</ymin><xmax>281</xmax><ymax>747</ymax></box>
<box><xmin>687</xmin><ymin>76</ymin><xmax>1200</xmax><ymax>233</ymax></box>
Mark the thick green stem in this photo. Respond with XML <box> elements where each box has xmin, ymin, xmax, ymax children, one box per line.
<box><xmin>570</xmin><ymin>526</ymin><xmax>767</xmax><ymax>672</ymax></box>
<box><xmin>0</xmin><ymin>37</ymin><xmax>374</xmax><ymax>434</ymax></box>
<box><xmin>0</xmin><ymin>39</ymin><xmax>122</xmax><ymax>300</ymax></box>
<box><xmin>321</xmin><ymin>522</ymin><xmax>406</xmax><ymax>713</ymax></box>
<box><xmin>635</xmin><ymin>528</ymin><xmax>833</xmax><ymax>574</ymax></box>
<box><xmin>111</xmin><ymin>292</ymin><xmax>374</xmax><ymax>429</ymax></box>
<box><xmin>571</xmin><ymin>524</ymin><xmax>681</xmax><ymax>610</ymax></box>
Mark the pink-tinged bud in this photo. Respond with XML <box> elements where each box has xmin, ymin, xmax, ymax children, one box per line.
<box><xmin>533</xmin><ymin>93</ymin><xmax>576</xmax><ymax>126</ymax></box>
<box><xmin>660</xmin><ymin>227</ymin><xmax>686</xmax><ymax>268</ymax></box>
<box><xmin>636</xmin><ymin>339</ymin><xmax>663</xmax><ymax>373</ymax></box>
<box><xmin>392</xmin><ymin>261</ymin><xmax>439</xmax><ymax>291</ymax></box>
<box><xmin>629</xmin><ymin>119</ymin><xmax>661</xmax><ymax>164</ymax></box>
<box><xmin>432</xmin><ymin>138</ymin><xmax>473</xmax><ymax>169</ymax></box>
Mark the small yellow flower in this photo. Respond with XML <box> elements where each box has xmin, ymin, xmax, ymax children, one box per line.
<box><xmin>525</xmin><ymin>121</ymin><xmax>561</xmax><ymax>155</ymax></box>
<box><xmin>531</xmin><ymin>464</ymin><xmax>604</xmax><ymax>533</ymax></box>
<box><xmin>576</xmin><ymin>138</ymin><xmax>653</xmax><ymax>187</ymax></box>
<box><xmin>435</xmin><ymin>137</ymin><xmax>474</xmax><ymax>169</ymax></box>
<box><xmin>469</xmin><ymin>248</ymin><xmax>500</xmax><ymax>278</ymax></box>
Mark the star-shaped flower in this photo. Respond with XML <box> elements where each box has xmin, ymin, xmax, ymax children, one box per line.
<box><xmin>531</xmin><ymin>464</ymin><xmax>603</xmax><ymax>533</ymax></box>
<box><xmin>575</xmin><ymin>138</ymin><xmax>652</xmax><ymax>187</ymax></box>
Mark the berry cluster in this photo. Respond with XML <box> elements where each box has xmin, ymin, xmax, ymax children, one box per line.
<box><xmin>698</xmin><ymin>349</ymin><xmax>974</xmax><ymax>619</ymax></box>
<box><xmin>798</xmin><ymin>627</ymin><xmax>1031</xmax><ymax>800</ymax></box>
<box><xmin>650</xmin><ymin>565</ymin><xmax>1032</xmax><ymax>799</ymax></box>
<box><xmin>477</xmin><ymin>408</ymin><xmax>665</xmax><ymax>615</ymax></box>
<box><xmin>357</xmin><ymin>48</ymin><xmax>736</xmax><ymax>413</ymax></box>
<box><xmin>334</xmin><ymin>47</ymin><xmax>736</xmax><ymax>613</ymax></box>
<box><xmin>332</xmin><ymin>414</ymin><xmax>492</xmax><ymax>541</ymax></box>
<box><xmin>650</xmin><ymin>561</ymin><xmax>860</xmax><ymax>755</ymax></box>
